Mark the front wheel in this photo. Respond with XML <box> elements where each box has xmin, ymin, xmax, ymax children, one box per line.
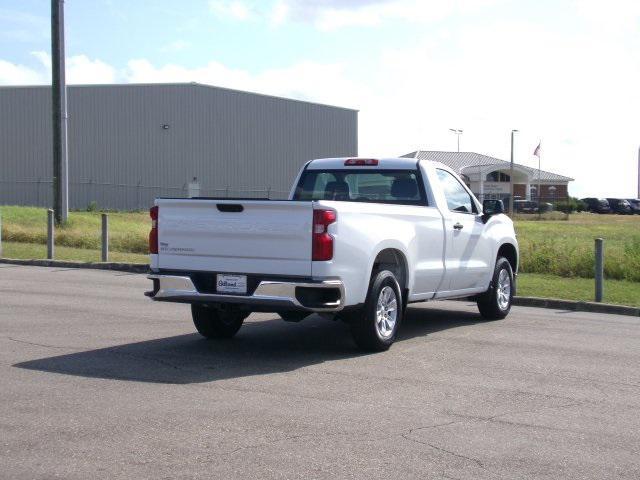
<box><xmin>476</xmin><ymin>257</ymin><xmax>514</xmax><ymax>320</ymax></box>
<box><xmin>191</xmin><ymin>304</ymin><xmax>248</xmax><ymax>339</ymax></box>
<box><xmin>349</xmin><ymin>270</ymin><xmax>403</xmax><ymax>352</ymax></box>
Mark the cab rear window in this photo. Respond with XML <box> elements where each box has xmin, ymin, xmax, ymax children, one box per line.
<box><xmin>293</xmin><ymin>169</ymin><xmax>427</xmax><ymax>206</ymax></box>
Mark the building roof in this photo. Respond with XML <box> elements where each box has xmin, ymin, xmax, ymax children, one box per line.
<box><xmin>0</xmin><ymin>82</ymin><xmax>359</xmax><ymax>113</ymax></box>
<box><xmin>402</xmin><ymin>151</ymin><xmax>574</xmax><ymax>182</ymax></box>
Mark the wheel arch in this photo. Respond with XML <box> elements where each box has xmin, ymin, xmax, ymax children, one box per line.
<box><xmin>370</xmin><ymin>247</ymin><xmax>410</xmax><ymax>297</ymax></box>
<box><xmin>497</xmin><ymin>242</ymin><xmax>518</xmax><ymax>274</ymax></box>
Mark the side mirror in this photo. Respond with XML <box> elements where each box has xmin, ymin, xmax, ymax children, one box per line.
<box><xmin>482</xmin><ymin>199</ymin><xmax>505</xmax><ymax>223</ymax></box>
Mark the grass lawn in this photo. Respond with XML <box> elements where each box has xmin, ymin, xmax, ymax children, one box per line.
<box><xmin>0</xmin><ymin>205</ymin><xmax>148</xmax><ymax>254</ymax></box>
<box><xmin>517</xmin><ymin>273</ymin><xmax>640</xmax><ymax>307</ymax></box>
<box><xmin>1</xmin><ymin>241</ymin><xmax>149</xmax><ymax>264</ymax></box>
<box><xmin>515</xmin><ymin>212</ymin><xmax>640</xmax><ymax>282</ymax></box>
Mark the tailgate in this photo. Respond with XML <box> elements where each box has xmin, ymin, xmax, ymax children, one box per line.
<box><xmin>156</xmin><ymin>199</ymin><xmax>313</xmax><ymax>276</ymax></box>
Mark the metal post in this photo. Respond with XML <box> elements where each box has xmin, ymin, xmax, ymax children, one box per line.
<box><xmin>509</xmin><ymin>129</ymin><xmax>517</xmax><ymax>215</ymax></box>
<box><xmin>637</xmin><ymin>146</ymin><xmax>639</xmax><ymax>199</ymax></box>
<box><xmin>0</xmin><ymin>212</ymin><xmax>3</xmax><ymax>258</ymax></box>
<box><xmin>101</xmin><ymin>213</ymin><xmax>108</xmax><ymax>262</ymax></box>
<box><xmin>47</xmin><ymin>209</ymin><xmax>55</xmax><ymax>259</ymax></box>
<box><xmin>51</xmin><ymin>0</ymin><xmax>69</xmax><ymax>224</ymax></box>
<box><xmin>595</xmin><ymin>238</ymin><xmax>604</xmax><ymax>302</ymax></box>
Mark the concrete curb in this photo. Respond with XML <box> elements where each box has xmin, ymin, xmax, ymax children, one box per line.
<box><xmin>0</xmin><ymin>258</ymin><xmax>148</xmax><ymax>273</ymax></box>
<box><xmin>512</xmin><ymin>296</ymin><xmax>640</xmax><ymax>317</ymax></box>
<box><xmin>1</xmin><ymin>258</ymin><xmax>638</xmax><ymax>317</ymax></box>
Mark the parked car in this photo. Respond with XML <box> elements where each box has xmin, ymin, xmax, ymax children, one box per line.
<box><xmin>513</xmin><ymin>200</ymin><xmax>553</xmax><ymax>213</ymax></box>
<box><xmin>627</xmin><ymin>199</ymin><xmax>640</xmax><ymax>214</ymax></box>
<box><xmin>538</xmin><ymin>202</ymin><xmax>553</xmax><ymax>213</ymax></box>
<box><xmin>581</xmin><ymin>197</ymin><xmax>611</xmax><ymax>214</ymax></box>
<box><xmin>606</xmin><ymin>198</ymin><xmax>633</xmax><ymax>214</ymax></box>
<box><xmin>513</xmin><ymin>200</ymin><xmax>536</xmax><ymax>213</ymax></box>
<box><xmin>146</xmin><ymin>157</ymin><xmax>519</xmax><ymax>351</ymax></box>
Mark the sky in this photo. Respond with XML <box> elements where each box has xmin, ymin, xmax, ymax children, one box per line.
<box><xmin>1</xmin><ymin>0</ymin><xmax>639</xmax><ymax>198</ymax></box>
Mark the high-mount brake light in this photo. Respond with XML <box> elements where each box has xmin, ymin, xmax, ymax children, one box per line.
<box><xmin>344</xmin><ymin>158</ymin><xmax>379</xmax><ymax>166</ymax></box>
<box><xmin>149</xmin><ymin>206</ymin><xmax>159</xmax><ymax>254</ymax></box>
<box><xmin>312</xmin><ymin>209</ymin><xmax>336</xmax><ymax>261</ymax></box>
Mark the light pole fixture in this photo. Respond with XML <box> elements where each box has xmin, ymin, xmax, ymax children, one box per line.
<box><xmin>509</xmin><ymin>129</ymin><xmax>518</xmax><ymax>215</ymax></box>
<box><xmin>449</xmin><ymin>128</ymin><xmax>463</xmax><ymax>152</ymax></box>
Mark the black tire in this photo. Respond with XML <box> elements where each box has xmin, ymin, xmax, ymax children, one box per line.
<box><xmin>349</xmin><ymin>270</ymin><xmax>403</xmax><ymax>352</ymax></box>
<box><xmin>191</xmin><ymin>304</ymin><xmax>247</xmax><ymax>339</ymax></box>
<box><xmin>476</xmin><ymin>257</ymin><xmax>514</xmax><ymax>320</ymax></box>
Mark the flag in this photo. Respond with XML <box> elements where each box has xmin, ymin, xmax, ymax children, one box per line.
<box><xmin>533</xmin><ymin>142</ymin><xmax>541</xmax><ymax>157</ymax></box>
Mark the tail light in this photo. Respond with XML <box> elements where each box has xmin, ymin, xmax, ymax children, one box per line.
<box><xmin>149</xmin><ymin>206</ymin><xmax>159</xmax><ymax>254</ymax></box>
<box><xmin>312</xmin><ymin>209</ymin><xmax>336</xmax><ymax>261</ymax></box>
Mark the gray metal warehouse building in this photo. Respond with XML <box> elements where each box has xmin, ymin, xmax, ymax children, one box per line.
<box><xmin>0</xmin><ymin>83</ymin><xmax>358</xmax><ymax>210</ymax></box>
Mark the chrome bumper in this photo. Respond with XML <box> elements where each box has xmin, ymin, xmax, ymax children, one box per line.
<box><xmin>146</xmin><ymin>274</ymin><xmax>345</xmax><ymax>312</ymax></box>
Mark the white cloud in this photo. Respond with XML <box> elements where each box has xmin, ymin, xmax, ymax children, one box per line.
<box><xmin>30</xmin><ymin>50</ymin><xmax>51</xmax><ymax>69</ymax></box>
<box><xmin>209</xmin><ymin>0</ymin><xmax>252</xmax><ymax>21</ymax></box>
<box><xmin>66</xmin><ymin>55</ymin><xmax>117</xmax><ymax>84</ymax></box>
<box><xmin>123</xmin><ymin>58</ymin><xmax>363</xmax><ymax>109</ymax></box>
<box><xmin>31</xmin><ymin>51</ymin><xmax>117</xmax><ymax>84</ymax></box>
<box><xmin>0</xmin><ymin>52</ymin><xmax>118</xmax><ymax>85</ymax></box>
<box><xmin>207</xmin><ymin>0</ymin><xmax>504</xmax><ymax>30</ymax></box>
<box><xmin>269</xmin><ymin>0</ymin><xmax>289</xmax><ymax>27</ymax></box>
<box><xmin>573</xmin><ymin>0</ymin><xmax>640</xmax><ymax>34</ymax></box>
<box><xmin>0</xmin><ymin>59</ymin><xmax>44</xmax><ymax>85</ymax></box>
<box><xmin>271</xmin><ymin>0</ymin><xmax>503</xmax><ymax>30</ymax></box>
<box><xmin>160</xmin><ymin>40</ymin><xmax>191</xmax><ymax>52</ymax></box>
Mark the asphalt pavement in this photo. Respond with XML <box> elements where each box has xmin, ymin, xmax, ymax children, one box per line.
<box><xmin>1</xmin><ymin>264</ymin><xmax>639</xmax><ymax>479</ymax></box>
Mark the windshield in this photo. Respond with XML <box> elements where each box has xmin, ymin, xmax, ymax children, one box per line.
<box><xmin>293</xmin><ymin>169</ymin><xmax>426</xmax><ymax>206</ymax></box>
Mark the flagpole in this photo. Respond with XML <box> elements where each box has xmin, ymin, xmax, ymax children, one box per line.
<box><xmin>537</xmin><ymin>149</ymin><xmax>541</xmax><ymax>204</ymax></box>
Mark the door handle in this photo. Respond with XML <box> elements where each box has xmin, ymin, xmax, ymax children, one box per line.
<box><xmin>453</xmin><ymin>222</ymin><xmax>464</xmax><ymax>230</ymax></box>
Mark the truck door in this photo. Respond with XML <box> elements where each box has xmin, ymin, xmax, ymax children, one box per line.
<box><xmin>435</xmin><ymin>168</ymin><xmax>492</xmax><ymax>293</ymax></box>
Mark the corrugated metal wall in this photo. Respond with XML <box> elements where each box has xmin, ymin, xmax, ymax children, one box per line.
<box><xmin>0</xmin><ymin>83</ymin><xmax>358</xmax><ymax>210</ymax></box>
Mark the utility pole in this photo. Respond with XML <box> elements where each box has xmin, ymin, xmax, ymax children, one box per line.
<box><xmin>51</xmin><ymin>0</ymin><xmax>69</xmax><ymax>224</ymax></box>
<box><xmin>508</xmin><ymin>129</ymin><xmax>518</xmax><ymax>215</ymax></box>
<box><xmin>637</xmin><ymin>146</ymin><xmax>639</xmax><ymax>199</ymax></box>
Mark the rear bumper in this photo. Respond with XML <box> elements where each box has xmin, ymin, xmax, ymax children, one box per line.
<box><xmin>146</xmin><ymin>273</ymin><xmax>345</xmax><ymax>313</ymax></box>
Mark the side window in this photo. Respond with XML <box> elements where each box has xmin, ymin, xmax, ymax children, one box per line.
<box><xmin>296</xmin><ymin>172</ymin><xmax>337</xmax><ymax>200</ymax></box>
<box><xmin>436</xmin><ymin>169</ymin><xmax>476</xmax><ymax>213</ymax></box>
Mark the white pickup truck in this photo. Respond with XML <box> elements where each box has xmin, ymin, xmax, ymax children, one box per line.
<box><xmin>146</xmin><ymin>157</ymin><xmax>518</xmax><ymax>351</ymax></box>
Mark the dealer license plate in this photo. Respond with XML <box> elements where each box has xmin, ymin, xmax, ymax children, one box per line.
<box><xmin>216</xmin><ymin>274</ymin><xmax>247</xmax><ymax>294</ymax></box>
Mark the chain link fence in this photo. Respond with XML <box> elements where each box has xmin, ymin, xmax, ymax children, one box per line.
<box><xmin>1</xmin><ymin>179</ymin><xmax>573</xmax><ymax>214</ymax></box>
<box><xmin>0</xmin><ymin>179</ymin><xmax>291</xmax><ymax>211</ymax></box>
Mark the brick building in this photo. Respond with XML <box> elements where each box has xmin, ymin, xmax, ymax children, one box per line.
<box><xmin>402</xmin><ymin>151</ymin><xmax>573</xmax><ymax>205</ymax></box>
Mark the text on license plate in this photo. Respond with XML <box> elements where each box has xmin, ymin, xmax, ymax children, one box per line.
<box><xmin>216</xmin><ymin>274</ymin><xmax>247</xmax><ymax>294</ymax></box>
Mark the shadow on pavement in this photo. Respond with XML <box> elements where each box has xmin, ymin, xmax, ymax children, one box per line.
<box><xmin>14</xmin><ymin>304</ymin><xmax>483</xmax><ymax>384</ymax></box>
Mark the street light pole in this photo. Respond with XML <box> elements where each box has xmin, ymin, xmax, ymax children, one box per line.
<box><xmin>509</xmin><ymin>129</ymin><xmax>518</xmax><ymax>215</ymax></box>
<box><xmin>51</xmin><ymin>0</ymin><xmax>69</xmax><ymax>224</ymax></box>
<box><xmin>449</xmin><ymin>128</ymin><xmax>463</xmax><ymax>152</ymax></box>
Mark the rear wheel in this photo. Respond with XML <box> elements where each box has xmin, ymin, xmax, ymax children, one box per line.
<box><xmin>476</xmin><ymin>257</ymin><xmax>514</xmax><ymax>320</ymax></box>
<box><xmin>191</xmin><ymin>304</ymin><xmax>248</xmax><ymax>339</ymax></box>
<box><xmin>349</xmin><ymin>270</ymin><xmax>403</xmax><ymax>352</ymax></box>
